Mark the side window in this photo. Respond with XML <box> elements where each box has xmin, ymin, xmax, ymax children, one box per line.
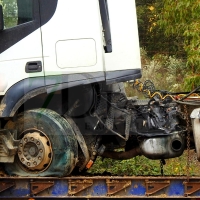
<box><xmin>0</xmin><ymin>0</ymin><xmax>33</xmax><ymax>29</ymax></box>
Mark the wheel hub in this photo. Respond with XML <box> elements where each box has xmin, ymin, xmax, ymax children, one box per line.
<box><xmin>18</xmin><ymin>131</ymin><xmax>52</xmax><ymax>171</ymax></box>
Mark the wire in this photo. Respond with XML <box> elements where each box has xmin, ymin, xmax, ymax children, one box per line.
<box><xmin>175</xmin><ymin>100</ymin><xmax>200</xmax><ymax>106</ymax></box>
<box><xmin>179</xmin><ymin>85</ymin><xmax>200</xmax><ymax>101</ymax></box>
<box><xmin>94</xmin><ymin>113</ymin><xmax>127</xmax><ymax>141</ymax></box>
<box><xmin>133</xmin><ymin>79</ymin><xmax>175</xmax><ymax>101</ymax></box>
<box><xmin>149</xmin><ymin>92</ymin><xmax>175</xmax><ymax>101</ymax></box>
<box><xmin>100</xmin><ymin>95</ymin><xmax>131</xmax><ymax>115</ymax></box>
<box><xmin>133</xmin><ymin>79</ymin><xmax>200</xmax><ymax>103</ymax></box>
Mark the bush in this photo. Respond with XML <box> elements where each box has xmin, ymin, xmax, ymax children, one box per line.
<box><xmin>125</xmin><ymin>48</ymin><xmax>189</xmax><ymax>97</ymax></box>
<box><xmin>88</xmin><ymin>150</ymin><xmax>200</xmax><ymax>176</ymax></box>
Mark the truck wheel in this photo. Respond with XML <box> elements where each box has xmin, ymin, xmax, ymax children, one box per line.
<box><xmin>4</xmin><ymin>108</ymin><xmax>78</xmax><ymax>177</ymax></box>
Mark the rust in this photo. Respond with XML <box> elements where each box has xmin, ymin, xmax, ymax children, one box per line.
<box><xmin>0</xmin><ymin>181</ymin><xmax>15</xmax><ymax>193</ymax></box>
<box><xmin>1</xmin><ymin>176</ymin><xmax>200</xmax><ymax>198</ymax></box>
<box><xmin>184</xmin><ymin>104</ymin><xmax>191</xmax><ymax>181</ymax></box>
<box><xmin>184</xmin><ymin>181</ymin><xmax>200</xmax><ymax>196</ymax></box>
<box><xmin>145</xmin><ymin>180</ymin><xmax>170</xmax><ymax>196</ymax></box>
<box><xmin>68</xmin><ymin>179</ymin><xmax>93</xmax><ymax>195</ymax></box>
<box><xmin>2</xmin><ymin>176</ymin><xmax>200</xmax><ymax>180</ymax></box>
<box><xmin>18</xmin><ymin>131</ymin><xmax>52</xmax><ymax>171</ymax></box>
<box><xmin>102</xmin><ymin>146</ymin><xmax>141</xmax><ymax>160</ymax></box>
<box><xmin>106</xmin><ymin>179</ymin><xmax>131</xmax><ymax>195</ymax></box>
<box><xmin>30</xmin><ymin>181</ymin><xmax>54</xmax><ymax>195</ymax></box>
<box><xmin>0</xmin><ymin>168</ymin><xmax>7</xmax><ymax>177</ymax></box>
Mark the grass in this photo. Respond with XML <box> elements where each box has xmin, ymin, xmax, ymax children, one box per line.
<box><xmin>88</xmin><ymin>150</ymin><xmax>200</xmax><ymax>176</ymax></box>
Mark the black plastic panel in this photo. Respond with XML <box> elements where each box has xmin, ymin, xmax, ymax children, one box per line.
<box><xmin>106</xmin><ymin>69</ymin><xmax>142</xmax><ymax>84</ymax></box>
<box><xmin>25</xmin><ymin>61</ymin><xmax>42</xmax><ymax>73</ymax></box>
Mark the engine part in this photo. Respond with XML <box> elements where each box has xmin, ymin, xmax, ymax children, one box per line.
<box><xmin>94</xmin><ymin>91</ymin><xmax>131</xmax><ymax>141</ymax></box>
<box><xmin>190</xmin><ymin>108</ymin><xmax>200</xmax><ymax>161</ymax></box>
<box><xmin>130</xmin><ymin>95</ymin><xmax>183</xmax><ymax>137</ymax></box>
<box><xmin>65</xmin><ymin>85</ymin><xmax>95</xmax><ymax>117</ymax></box>
<box><xmin>139</xmin><ymin>131</ymin><xmax>185</xmax><ymax>159</ymax></box>
<box><xmin>97</xmin><ymin>144</ymin><xmax>106</xmax><ymax>156</ymax></box>
<box><xmin>101</xmin><ymin>146</ymin><xmax>141</xmax><ymax>160</ymax></box>
<box><xmin>94</xmin><ymin>113</ymin><xmax>127</xmax><ymax>141</ymax></box>
<box><xmin>105</xmin><ymin>106</ymin><xmax>115</xmax><ymax>129</ymax></box>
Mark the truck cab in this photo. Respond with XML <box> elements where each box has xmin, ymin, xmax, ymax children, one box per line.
<box><xmin>0</xmin><ymin>0</ymin><xmax>144</xmax><ymax>177</ymax></box>
<box><xmin>0</xmin><ymin>0</ymin><xmax>141</xmax><ymax>118</ymax></box>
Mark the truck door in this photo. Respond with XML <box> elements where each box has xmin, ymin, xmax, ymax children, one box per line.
<box><xmin>39</xmin><ymin>0</ymin><xmax>105</xmax><ymax>92</ymax></box>
<box><xmin>0</xmin><ymin>0</ymin><xmax>44</xmax><ymax>96</ymax></box>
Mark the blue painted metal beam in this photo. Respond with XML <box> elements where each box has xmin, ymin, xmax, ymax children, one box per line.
<box><xmin>0</xmin><ymin>176</ymin><xmax>200</xmax><ymax>198</ymax></box>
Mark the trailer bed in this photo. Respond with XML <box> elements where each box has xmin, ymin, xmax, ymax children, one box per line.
<box><xmin>1</xmin><ymin>176</ymin><xmax>200</xmax><ymax>198</ymax></box>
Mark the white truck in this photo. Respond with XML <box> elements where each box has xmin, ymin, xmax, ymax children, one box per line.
<box><xmin>0</xmin><ymin>0</ymin><xmax>199</xmax><ymax>177</ymax></box>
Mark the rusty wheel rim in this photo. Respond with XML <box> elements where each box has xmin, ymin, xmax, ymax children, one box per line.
<box><xmin>18</xmin><ymin>129</ymin><xmax>52</xmax><ymax>172</ymax></box>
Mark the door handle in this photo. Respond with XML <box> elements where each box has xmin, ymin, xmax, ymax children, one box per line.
<box><xmin>25</xmin><ymin>61</ymin><xmax>42</xmax><ymax>73</ymax></box>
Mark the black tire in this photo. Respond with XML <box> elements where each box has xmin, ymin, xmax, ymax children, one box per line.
<box><xmin>4</xmin><ymin>108</ymin><xmax>78</xmax><ymax>177</ymax></box>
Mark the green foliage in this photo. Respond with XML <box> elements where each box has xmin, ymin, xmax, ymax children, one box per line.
<box><xmin>136</xmin><ymin>0</ymin><xmax>200</xmax><ymax>90</ymax></box>
<box><xmin>0</xmin><ymin>0</ymin><xmax>18</xmax><ymax>29</ymax></box>
<box><xmin>88</xmin><ymin>156</ymin><xmax>161</xmax><ymax>176</ymax></box>
<box><xmin>136</xmin><ymin>0</ymin><xmax>185</xmax><ymax>58</ymax></box>
<box><xmin>127</xmin><ymin>48</ymin><xmax>188</xmax><ymax>94</ymax></box>
<box><xmin>158</xmin><ymin>0</ymin><xmax>200</xmax><ymax>90</ymax></box>
<box><xmin>0</xmin><ymin>0</ymin><xmax>5</xmax><ymax>10</ymax></box>
<box><xmin>88</xmin><ymin>151</ymin><xmax>200</xmax><ymax>176</ymax></box>
<box><xmin>184</xmin><ymin>74</ymin><xmax>200</xmax><ymax>91</ymax></box>
<box><xmin>143</xmin><ymin>55</ymin><xmax>184</xmax><ymax>91</ymax></box>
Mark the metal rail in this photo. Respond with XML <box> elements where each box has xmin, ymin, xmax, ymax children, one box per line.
<box><xmin>1</xmin><ymin>176</ymin><xmax>200</xmax><ymax>198</ymax></box>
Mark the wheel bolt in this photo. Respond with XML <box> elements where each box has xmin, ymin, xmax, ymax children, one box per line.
<box><xmin>38</xmin><ymin>156</ymin><xmax>41</xmax><ymax>160</ymax></box>
<box><xmin>33</xmin><ymin>161</ymin><xmax>37</xmax><ymax>165</ymax></box>
<box><xmin>27</xmin><ymin>162</ymin><xmax>30</xmax><ymax>166</ymax></box>
<box><xmin>40</xmin><ymin>149</ymin><xmax>43</xmax><ymax>153</ymax></box>
<box><xmin>18</xmin><ymin>151</ymin><xmax>22</xmax><ymax>154</ymax></box>
<box><xmin>36</xmin><ymin>141</ymin><xmax>40</xmax><ymax>145</ymax></box>
<box><xmin>31</xmin><ymin>137</ymin><xmax>34</xmax><ymax>141</ymax></box>
<box><xmin>21</xmin><ymin>158</ymin><xmax>24</xmax><ymax>162</ymax></box>
<box><xmin>24</xmin><ymin>138</ymin><xmax>28</xmax><ymax>142</ymax></box>
<box><xmin>19</xmin><ymin>143</ymin><xmax>23</xmax><ymax>147</ymax></box>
